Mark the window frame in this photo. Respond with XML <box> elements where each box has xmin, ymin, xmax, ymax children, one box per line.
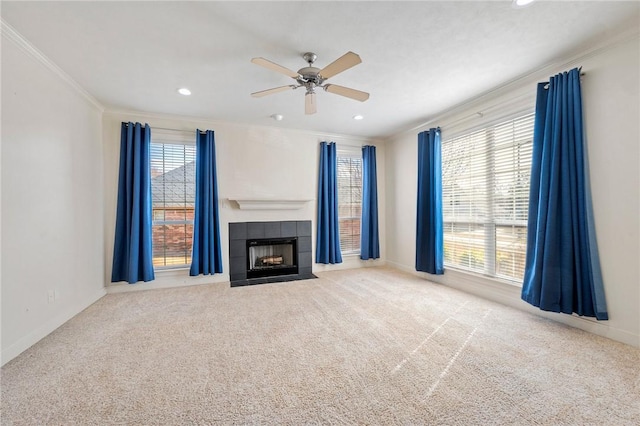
<box><xmin>150</xmin><ymin>131</ymin><xmax>197</xmax><ymax>270</ymax></box>
<box><xmin>336</xmin><ymin>146</ymin><xmax>363</xmax><ymax>256</ymax></box>
<box><xmin>441</xmin><ymin>111</ymin><xmax>534</xmax><ymax>283</ymax></box>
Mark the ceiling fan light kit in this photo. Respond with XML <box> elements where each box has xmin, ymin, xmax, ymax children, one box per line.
<box><xmin>305</xmin><ymin>91</ymin><xmax>317</xmax><ymax>115</ymax></box>
<box><xmin>251</xmin><ymin>51</ymin><xmax>369</xmax><ymax>115</ymax></box>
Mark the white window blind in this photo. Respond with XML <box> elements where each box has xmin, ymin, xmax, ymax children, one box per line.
<box><xmin>442</xmin><ymin>113</ymin><xmax>534</xmax><ymax>282</ymax></box>
<box><xmin>337</xmin><ymin>151</ymin><xmax>362</xmax><ymax>254</ymax></box>
<box><xmin>150</xmin><ymin>142</ymin><xmax>196</xmax><ymax>268</ymax></box>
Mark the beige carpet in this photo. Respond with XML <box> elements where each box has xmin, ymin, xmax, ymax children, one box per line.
<box><xmin>2</xmin><ymin>267</ymin><xmax>639</xmax><ymax>425</ymax></box>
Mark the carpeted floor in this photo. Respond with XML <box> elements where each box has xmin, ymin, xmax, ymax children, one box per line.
<box><xmin>2</xmin><ymin>267</ymin><xmax>639</xmax><ymax>425</ymax></box>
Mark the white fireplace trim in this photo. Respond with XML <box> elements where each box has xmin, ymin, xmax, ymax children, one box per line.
<box><xmin>229</xmin><ymin>198</ymin><xmax>312</xmax><ymax>210</ymax></box>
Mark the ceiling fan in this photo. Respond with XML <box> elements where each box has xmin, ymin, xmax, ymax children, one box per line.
<box><xmin>250</xmin><ymin>51</ymin><xmax>370</xmax><ymax>115</ymax></box>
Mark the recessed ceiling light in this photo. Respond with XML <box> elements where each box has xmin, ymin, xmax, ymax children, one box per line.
<box><xmin>177</xmin><ymin>88</ymin><xmax>191</xmax><ymax>96</ymax></box>
<box><xmin>353</xmin><ymin>115</ymin><xmax>364</xmax><ymax>120</ymax></box>
<box><xmin>512</xmin><ymin>0</ymin><xmax>536</xmax><ymax>8</ymax></box>
<box><xmin>271</xmin><ymin>114</ymin><xmax>284</xmax><ymax>121</ymax></box>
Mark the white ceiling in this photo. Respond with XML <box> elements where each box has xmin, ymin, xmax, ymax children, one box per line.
<box><xmin>2</xmin><ymin>1</ymin><xmax>638</xmax><ymax>139</ymax></box>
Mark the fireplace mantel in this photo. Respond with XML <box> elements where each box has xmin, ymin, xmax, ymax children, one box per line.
<box><xmin>229</xmin><ymin>198</ymin><xmax>312</xmax><ymax>210</ymax></box>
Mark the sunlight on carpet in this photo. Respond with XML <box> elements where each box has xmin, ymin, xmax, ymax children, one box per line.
<box><xmin>2</xmin><ymin>267</ymin><xmax>639</xmax><ymax>425</ymax></box>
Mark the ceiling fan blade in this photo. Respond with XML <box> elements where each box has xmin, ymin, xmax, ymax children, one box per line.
<box><xmin>305</xmin><ymin>92</ymin><xmax>317</xmax><ymax>115</ymax></box>
<box><xmin>251</xmin><ymin>85</ymin><xmax>296</xmax><ymax>98</ymax></box>
<box><xmin>251</xmin><ymin>57</ymin><xmax>299</xmax><ymax>78</ymax></box>
<box><xmin>324</xmin><ymin>84</ymin><xmax>370</xmax><ymax>102</ymax></box>
<box><xmin>318</xmin><ymin>51</ymin><xmax>362</xmax><ymax>79</ymax></box>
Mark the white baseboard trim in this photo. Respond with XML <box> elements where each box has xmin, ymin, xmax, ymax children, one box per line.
<box><xmin>385</xmin><ymin>260</ymin><xmax>639</xmax><ymax>348</ymax></box>
<box><xmin>1</xmin><ymin>288</ymin><xmax>107</xmax><ymax>366</ymax></box>
<box><xmin>107</xmin><ymin>270</ymin><xmax>229</xmax><ymax>294</ymax></box>
<box><xmin>385</xmin><ymin>260</ymin><xmax>414</xmax><ymax>274</ymax></box>
<box><xmin>313</xmin><ymin>257</ymin><xmax>385</xmax><ymax>273</ymax></box>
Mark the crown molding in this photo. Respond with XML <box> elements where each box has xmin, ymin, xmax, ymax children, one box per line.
<box><xmin>387</xmin><ymin>25</ymin><xmax>640</xmax><ymax>142</ymax></box>
<box><xmin>1</xmin><ymin>18</ymin><xmax>104</xmax><ymax>112</ymax></box>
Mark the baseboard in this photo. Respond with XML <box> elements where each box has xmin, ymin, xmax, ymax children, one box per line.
<box><xmin>385</xmin><ymin>260</ymin><xmax>413</xmax><ymax>274</ymax></box>
<box><xmin>313</xmin><ymin>257</ymin><xmax>385</xmax><ymax>273</ymax></box>
<box><xmin>107</xmin><ymin>268</ymin><xmax>230</xmax><ymax>293</ymax></box>
<box><xmin>1</xmin><ymin>288</ymin><xmax>107</xmax><ymax>366</ymax></box>
<box><xmin>108</xmin><ymin>258</ymin><xmax>387</xmax><ymax>293</ymax></box>
<box><xmin>384</xmin><ymin>261</ymin><xmax>640</xmax><ymax>348</ymax></box>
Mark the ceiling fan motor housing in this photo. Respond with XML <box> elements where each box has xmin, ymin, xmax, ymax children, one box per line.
<box><xmin>298</xmin><ymin>52</ymin><xmax>324</xmax><ymax>93</ymax></box>
<box><xmin>297</xmin><ymin>66</ymin><xmax>323</xmax><ymax>92</ymax></box>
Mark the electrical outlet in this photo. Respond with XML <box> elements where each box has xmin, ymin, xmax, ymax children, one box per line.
<box><xmin>47</xmin><ymin>290</ymin><xmax>55</xmax><ymax>304</ymax></box>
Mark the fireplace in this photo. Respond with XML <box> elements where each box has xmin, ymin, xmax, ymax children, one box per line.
<box><xmin>229</xmin><ymin>221</ymin><xmax>314</xmax><ymax>286</ymax></box>
<box><xmin>247</xmin><ymin>238</ymin><xmax>298</xmax><ymax>279</ymax></box>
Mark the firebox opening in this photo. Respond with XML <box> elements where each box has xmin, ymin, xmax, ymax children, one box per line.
<box><xmin>246</xmin><ymin>238</ymin><xmax>298</xmax><ymax>279</ymax></box>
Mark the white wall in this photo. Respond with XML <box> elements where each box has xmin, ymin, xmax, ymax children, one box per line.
<box><xmin>4</xmin><ymin>16</ymin><xmax>633</xmax><ymax>370</ymax></box>
<box><xmin>1</xmin><ymin>34</ymin><xmax>106</xmax><ymax>364</ymax></box>
<box><xmin>103</xmin><ymin>111</ymin><xmax>385</xmax><ymax>293</ymax></box>
<box><xmin>0</xmin><ymin>24</ymin><xmax>386</xmax><ymax>366</ymax></box>
<box><xmin>385</xmin><ymin>34</ymin><xmax>640</xmax><ymax>347</ymax></box>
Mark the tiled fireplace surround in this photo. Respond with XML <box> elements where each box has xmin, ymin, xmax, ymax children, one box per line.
<box><xmin>229</xmin><ymin>220</ymin><xmax>314</xmax><ymax>286</ymax></box>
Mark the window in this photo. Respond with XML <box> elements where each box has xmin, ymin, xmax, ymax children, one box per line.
<box><xmin>150</xmin><ymin>141</ymin><xmax>196</xmax><ymax>268</ymax></box>
<box><xmin>442</xmin><ymin>113</ymin><xmax>534</xmax><ymax>282</ymax></box>
<box><xmin>337</xmin><ymin>150</ymin><xmax>362</xmax><ymax>254</ymax></box>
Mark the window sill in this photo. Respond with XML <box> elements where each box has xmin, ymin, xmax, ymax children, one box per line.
<box><xmin>341</xmin><ymin>251</ymin><xmax>361</xmax><ymax>258</ymax></box>
<box><xmin>153</xmin><ymin>266</ymin><xmax>191</xmax><ymax>275</ymax></box>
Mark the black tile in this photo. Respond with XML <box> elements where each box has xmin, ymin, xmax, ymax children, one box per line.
<box><xmin>298</xmin><ymin>272</ymin><xmax>317</xmax><ymax>281</ymax></box>
<box><xmin>230</xmin><ymin>272</ymin><xmax>247</xmax><ymax>282</ymax></box>
<box><xmin>298</xmin><ymin>253</ymin><xmax>312</xmax><ymax>268</ymax></box>
<box><xmin>229</xmin><ymin>257</ymin><xmax>247</xmax><ymax>275</ymax></box>
<box><xmin>247</xmin><ymin>222</ymin><xmax>265</xmax><ymax>239</ymax></box>
<box><xmin>229</xmin><ymin>240</ymin><xmax>246</xmax><ymax>258</ymax></box>
<box><xmin>299</xmin><ymin>267</ymin><xmax>313</xmax><ymax>277</ymax></box>
<box><xmin>297</xmin><ymin>221</ymin><xmax>312</xmax><ymax>237</ymax></box>
<box><xmin>231</xmin><ymin>271</ymin><xmax>317</xmax><ymax>287</ymax></box>
<box><xmin>264</xmin><ymin>222</ymin><xmax>281</xmax><ymax>238</ymax></box>
<box><xmin>229</xmin><ymin>222</ymin><xmax>247</xmax><ymax>240</ymax></box>
<box><xmin>281</xmin><ymin>221</ymin><xmax>297</xmax><ymax>237</ymax></box>
<box><xmin>228</xmin><ymin>220</ymin><xmax>319</xmax><ymax>288</ymax></box>
<box><xmin>298</xmin><ymin>236</ymin><xmax>312</xmax><ymax>252</ymax></box>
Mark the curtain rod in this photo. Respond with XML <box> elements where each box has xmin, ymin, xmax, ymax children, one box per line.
<box><xmin>122</xmin><ymin>123</ymin><xmax>206</xmax><ymax>134</ymax></box>
<box><xmin>542</xmin><ymin>70</ymin><xmax>585</xmax><ymax>89</ymax></box>
<box><xmin>542</xmin><ymin>69</ymin><xmax>585</xmax><ymax>83</ymax></box>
